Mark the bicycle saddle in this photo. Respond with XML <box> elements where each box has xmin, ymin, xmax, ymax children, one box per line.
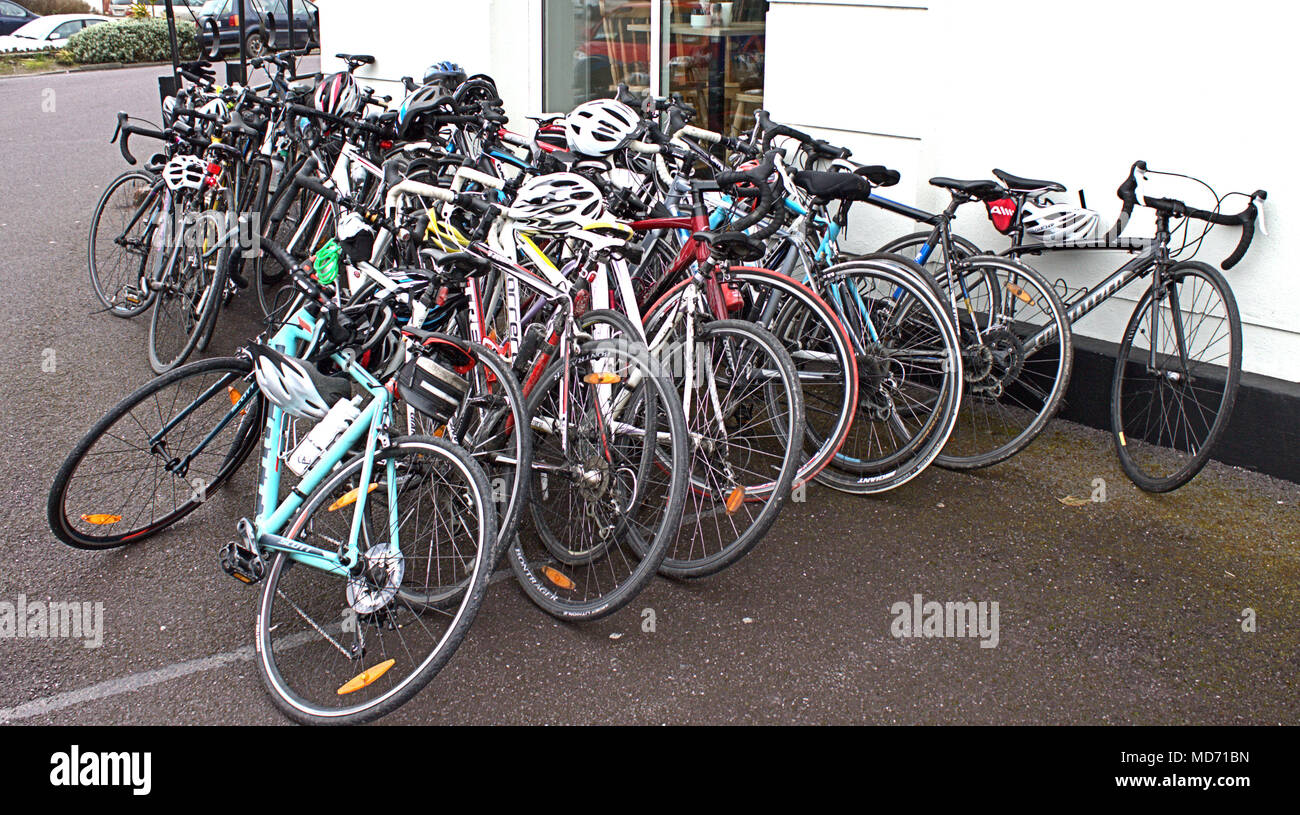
<box><xmin>692</xmin><ymin>231</ymin><xmax>766</xmax><ymax>262</ymax></box>
<box><xmin>793</xmin><ymin>170</ymin><xmax>874</xmax><ymax>202</ymax></box>
<box><xmin>992</xmin><ymin>169</ymin><xmax>1066</xmax><ymax>193</ymax></box>
<box><xmin>336</xmin><ymin>53</ymin><xmax>375</xmax><ymax>69</ymax></box>
<box><xmin>438</xmin><ymin>252</ymin><xmax>493</xmax><ymax>278</ymax></box>
<box><xmin>929</xmin><ymin>177</ymin><xmax>1005</xmax><ymax>199</ymax></box>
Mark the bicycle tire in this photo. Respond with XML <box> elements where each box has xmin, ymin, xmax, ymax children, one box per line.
<box><xmin>1111</xmin><ymin>260</ymin><xmax>1242</xmax><ymax>492</ymax></box>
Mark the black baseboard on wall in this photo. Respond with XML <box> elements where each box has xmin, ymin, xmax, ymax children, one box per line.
<box><xmin>1056</xmin><ymin>336</ymin><xmax>1300</xmax><ymax>485</ymax></box>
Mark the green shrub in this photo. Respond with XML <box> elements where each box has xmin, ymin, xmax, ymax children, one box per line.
<box><xmin>67</xmin><ymin>18</ymin><xmax>196</xmax><ymax>65</ymax></box>
<box><xmin>22</xmin><ymin>0</ymin><xmax>93</xmax><ymax>14</ymax></box>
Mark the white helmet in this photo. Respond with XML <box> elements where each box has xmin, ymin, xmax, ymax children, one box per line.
<box><xmin>564</xmin><ymin>98</ymin><xmax>640</xmax><ymax>157</ymax></box>
<box><xmin>511</xmin><ymin>172</ymin><xmax>605</xmax><ymax>233</ymax></box>
<box><xmin>1021</xmin><ymin>200</ymin><xmax>1099</xmax><ymax>243</ymax></box>
<box><xmin>162</xmin><ymin>155</ymin><xmax>209</xmax><ymax>192</ymax></box>
<box><xmin>250</xmin><ymin>344</ymin><xmax>343</xmax><ymax>421</ymax></box>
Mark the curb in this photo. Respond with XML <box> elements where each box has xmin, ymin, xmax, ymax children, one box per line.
<box><xmin>0</xmin><ymin>60</ymin><xmax>173</xmax><ymax>80</ymax></box>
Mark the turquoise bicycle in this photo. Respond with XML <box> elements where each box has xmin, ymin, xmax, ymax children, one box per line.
<box><xmin>49</xmin><ymin>241</ymin><xmax>498</xmax><ymax>724</ymax></box>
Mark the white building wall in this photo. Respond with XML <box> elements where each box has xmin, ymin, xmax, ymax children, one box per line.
<box><xmin>766</xmin><ymin>0</ymin><xmax>1297</xmax><ymax>382</ymax></box>
<box><xmin>320</xmin><ymin>0</ymin><xmax>1297</xmax><ymax>382</ymax></box>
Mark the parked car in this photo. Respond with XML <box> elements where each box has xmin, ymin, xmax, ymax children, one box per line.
<box><xmin>196</xmin><ymin>0</ymin><xmax>317</xmax><ymax>58</ymax></box>
<box><xmin>0</xmin><ymin>13</ymin><xmax>109</xmax><ymax>52</ymax></box>
<box><xmin>107</xmin><ymin>1</ymin><xmax>205</xmax><ymax>19</ymax></box>
<box><xmin>0</xmin><ymin>1</ymin><xmax>37</xmax><ymax>36</ymax></box>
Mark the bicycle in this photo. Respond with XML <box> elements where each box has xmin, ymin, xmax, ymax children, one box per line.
<box><xmin>878</xmin><ymin>160</ymin><xmax>1266</xmax><ymax>490</ymax></box>
<box><xmin>51</xmin><ymin>239</ymin><xmax>498</xmax><ymax>724</ymax></box>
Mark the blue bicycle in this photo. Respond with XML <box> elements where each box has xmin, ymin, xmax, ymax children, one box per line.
<box><xmin>49</xmin><ymin>241</ymin><xmax>499</xmax><ymax>724</ymax></box>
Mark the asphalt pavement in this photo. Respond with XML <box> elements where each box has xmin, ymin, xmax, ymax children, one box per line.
<box><xmin>0</xmin><ymin>64</ymin><xmax>1297</xmax><ymax>725</ymax></box>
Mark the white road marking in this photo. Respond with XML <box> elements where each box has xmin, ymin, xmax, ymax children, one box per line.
<box><xmin>0</xmin><ymin>645</ymin><xmax>256</xmax><ymax>723</ymax></box>
<box><xmin>0</xmin><ymin>567</ymin><xmax>516</xmax><ymax>722</ymax></box>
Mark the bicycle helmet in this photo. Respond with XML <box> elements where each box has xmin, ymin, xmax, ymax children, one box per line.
<box><xmin>511</xmin><ymin>172</ymin><xmax>606</xmax><ymax>233</ymax></box>
<box><xmin>250</xmin><ymin>344</ymin><xmax>351</xmax><ymax>421</ymax></box>
<box><xmin>564</xmin><ymin>98</ymin><xmax>640</xmax><ymax>157</ymax></box>
<box><xmin>314</xmin><ymin>71</ymin><xmax>363</xmax><ymax>119</ymax></box>
<box><xmin>396</xmin><ymin>83</ymin><xmax>454</xmax><ymax>141</ymax></box>
<box><xmin>1020</xmin><ymin>200</ymin><xmax>1100</xmax><ymax>243</ymax></box>
<box><xmin>162</xmin><ymin>155</ymin><xmax>209</xmax><ymax>192</ymax></box>
<box><xmin>423</xmin><ymin>61</ymin><xmax>468</xmax><ymax>92</ymax></box>
<box><xmin>534</xmin><ymin>119</ymin><xmax>569</xmax><ymax>153</ymax></box>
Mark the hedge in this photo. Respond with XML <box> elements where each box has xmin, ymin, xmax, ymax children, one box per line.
<box><xmin>22</xmin><ymin>0</ymin><xmax>93</xmax><ymax>14</ymax></box>
<box><xmin>67</xmin><ymin>18</ymin><xmax>197</xmax><ymax>65</ymax></box>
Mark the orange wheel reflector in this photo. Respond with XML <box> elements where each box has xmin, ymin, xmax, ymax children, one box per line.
<box><xmin>1006</xmin><ymin>283</ymin><xmax>1034</xmax><ymax>305</ymax></box>
<box><xmin>542</xmin><ymin>566</ymin><xmax>576</xmax><ymax>590</ymax></box>
<box><xmin>227</xmin><ymin>386</ymin><xmax>247</xmax><ymax>416</ymax></box>
<box><xmin>327</xmin><ymin>483</ymin><xmax>379</xmax><ymax>512</ymax></box>
<box><xmin>433</xmin><ymin>425</ymin><xmax>447</xmax><ymax>438</ymax></box>
<box><xmin>337</xmin><ymin>659</ymin><xmax>396</xmax><ymax>695</ymax></box>
<box><xmin>724</xmin><ymin>486</ymin><xmax>746</xmax><ymax>514</ymax></box>
<box><xmin>583</xmin><ymin>372</ymin><xmax>621</xmax><ymax>385</ymax></box>
<box><xmin>81</xmin><ymin>514</ymin><xmax>122</xmax><ymax>525</ymax></box>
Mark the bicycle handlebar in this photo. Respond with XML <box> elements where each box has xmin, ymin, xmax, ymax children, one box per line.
<box><xmin>714</xmin><ymin>150</ymin><xmax>780</xmax><ymax>235</ymax></box>
<box><xmin>112</xmin><ymin>112</ymin><xmax>166</xmax><ymax>165</ymax></box>
<box><xmin>754</xmin><ymin>110</ymin><xmax>851</xmax><ymax>160</ymax></box>
<box><xmin>1144</xmin><ymin>190</ymin><xmax>1267</xmax><ymax>270</ymax></box>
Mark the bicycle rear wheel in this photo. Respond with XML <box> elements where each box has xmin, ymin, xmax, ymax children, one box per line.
<box><xmin>256</xmin><ymin>436</ymin><xmax>496</xmax><ymax>725</ymax></box>
<box><xmin>935</xmin><ymin>256</ymin><xmax>1073</xmax><ymax>469</ymax></box>
<box><xmin>47</xmin><ymin>357</ymin><xmax>263</xmax><ymax>549</ymax></box>
<box><xmin>1112</xmin><ymin>260</ymin><xmax>1241</xmax><ymax>492</ymax></box>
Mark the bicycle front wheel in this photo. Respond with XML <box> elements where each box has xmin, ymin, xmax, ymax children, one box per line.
<box><xmin>814</xmin><ymin>256</ymin><xmax>963</xmax><ymax>494</ymax></box>
<box><xmin>47</xmin><ymin>356</ymin><xmax>263</xmax><ymax>549</ymax></box>
<box><xmin>148</xmin><ymin>188</ymin><xmax>232</xmax><ymax>372</ymax></box>
<box><xmin>88</xmin><ymin>170</ymin><xmax>160</xmax><ymax>318</ymax></box>
<box><xmin>659</xmin><ymin>318</ymin><xmax>804</xmax><ymax>578</ymax></box>
<box><xmin>256</xmin><ymin>436</ymin><xmax>497</xmax><ymax>725</ymax></box>
<box><xmin>1112</xmin><ymin>260</ymin><xmax>1241</xmax><ymax>492</ymax></box>
<box><xmin>509</xmin><ymin>337</ymin><xmax>689</xmax><ymax>620</ymax></box>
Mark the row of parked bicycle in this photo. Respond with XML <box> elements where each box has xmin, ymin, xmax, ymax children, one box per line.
<box><xmin>49</xmin><ymin>51</ymin><xmax>1266</xmax><ymax>723</ymax></box>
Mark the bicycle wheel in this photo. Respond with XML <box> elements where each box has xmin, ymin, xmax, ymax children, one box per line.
<box><xmin>730</xmin><ymin>267</ymin><xmax>858</xmax><ymax>487</ymax></box>
<box><xmin>934</xmin><ymin>255</ymin><xmax>1073</xmax><ymax>469</ymax></box>
<box><xmin>148</xmin><ymin>188</ymin><xmax>233</xmax><ymax>373</ymax></box>
<box><xmin>876</xmin><ymin>229</ymin><xmax>982</xmax><ymax>277</ymax></box>
<box><xmin>257</xmin><ymin>181</ymin><xmax>331</xmax><ymax>319</ymax></box>
<box><xmin>509</xmin><ymin>337</ymin><xmax>689</xmax><ymax>620</ymax></box>
<box><xmin>1112</xmin><ymin>260</ymin><xmax>1242</xmax><ymax>492</ymax></box>
<box><xmin>88</xmin><ymin>170</ymin><xmax>161</xmax><ymax>318</ymax></box>
<box><xmin>255</xmin><ymin>436</ymin><xmax>496</xmax><ymax>725</ymax></box>
<box><xmin>48</xmin><ymin>357</ymin><xmax>263</xmax><ymax>549</ymax></box>
<box><xmin>660</xmin><ymin>318</ymin><xmax>804</xmax><ymax>578</ymax></box>
<box><xmin>406</xmin><ymin>338</ymin><xmax>531</xmax><ymax>557</ymax></box>
<box><xmin>813</xmin><ymin>256</ymin><xmax>963</xmax><ymax>494</ymax></box>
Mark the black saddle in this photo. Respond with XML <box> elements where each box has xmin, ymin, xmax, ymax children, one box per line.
<box><xmin>439</xmin><ymin>252</ymin><xmax>493</xmax><ymax>278</ymax></box>
<box><xmin>793</xmin><ymin>170</ymin><xmax>874</xmax><ymax>202</ymax></box>
<box><xmin>929</xmin><ymin>177</ymin><xmax>1005</xmax><ymax>199</ymax></box>
<box><xmin>336</xmin><ymin>53</ymin><xmax>375</xmax><ymax>69</ymax></box>
<box><xmin>992</xmin><ymin>169</ymin><xmax>1066</xmax><ymax>193</ymax></box>
<box><xmin>692</xmin><ymin>231</ymin><xmax>766</xmax><ymax>262</ymax></box>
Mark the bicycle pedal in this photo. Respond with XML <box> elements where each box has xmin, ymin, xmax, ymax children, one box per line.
<box><xmin>220</xmin><ymin>520</ymin><xmax>266</xmax><ymax>584</ymax></box>
<box><xmin>219</xmin><ymin>541</ymin><xmax>266</xmax><ymax>584</ymax></box>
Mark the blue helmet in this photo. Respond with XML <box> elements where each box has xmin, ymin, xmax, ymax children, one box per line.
<box><xmin>423</xmin><ymin>61</ymin><xmax>467</xmax><ymax>89</ymax></box>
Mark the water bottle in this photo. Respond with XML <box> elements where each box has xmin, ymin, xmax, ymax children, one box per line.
<box><xmin>287</xmin><ymin>396</ymin><xmax>362</xmax><ymax>476</ymax></box>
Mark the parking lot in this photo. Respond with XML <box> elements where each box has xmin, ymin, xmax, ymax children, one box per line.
<box><xmin>1</xmin><ymin>64</ymin><xmax>1297</xmax><ymax>725</ymax></box>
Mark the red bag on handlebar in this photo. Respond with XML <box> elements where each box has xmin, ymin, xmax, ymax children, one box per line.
<box><xmin>985</xmin><ymin>198</ymin><xmax>1018</xmax><ymax>234</ymax></box>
